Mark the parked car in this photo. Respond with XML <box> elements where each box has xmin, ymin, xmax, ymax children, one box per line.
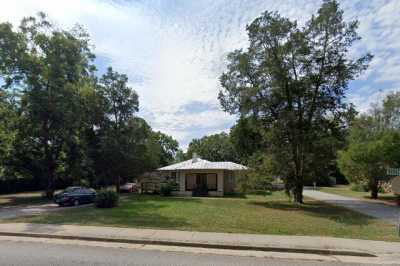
<box><xmin>54</xmin><ymin>186</ymin><xmax>96</xmax><ymax>206</ymax></box>
<box><xmin>120</xmin><ymin>183</ymin><xmax>138</xmax><ymax>193</ymax></box>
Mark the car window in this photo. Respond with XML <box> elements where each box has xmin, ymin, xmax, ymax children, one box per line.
<box><xmin>82</xmin><ymin>188</ymin><xmax>95</xmax><ymax>194</ymax></box>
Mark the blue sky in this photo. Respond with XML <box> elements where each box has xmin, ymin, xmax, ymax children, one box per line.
<box><xmin>2</xmin><ymin>0</ymin><xmax>400</xmax><ymax>149</ymax></box>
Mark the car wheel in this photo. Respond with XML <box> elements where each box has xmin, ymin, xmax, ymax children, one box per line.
<box><xmin>73</xmin><ymin>199</ymin><xmax>80</xmax><ymax>206</ymax></box>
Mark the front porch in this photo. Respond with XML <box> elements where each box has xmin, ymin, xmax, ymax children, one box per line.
<box><xmin>164</xmin><ymin>169</ymin><xmax>229</xmax><ymax>197</ymax></box>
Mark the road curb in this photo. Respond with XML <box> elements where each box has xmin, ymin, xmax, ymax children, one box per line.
<box><xmin>0</xmin><ymin>231</ymin><xmax>376</xmax><ymax>257</ymax></box>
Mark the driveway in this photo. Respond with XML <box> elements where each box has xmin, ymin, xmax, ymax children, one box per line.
<box><xmin>304</xmin><ymin>189</ymin><xmax>400</xmax><ymax>225</ymax></box>
<box><xmin>0</xmin><ymin>202</ymin><xmax>88</xmax><ymax>220</ymax></box>
<box><xmin>0</xmin><ymin>203</ymin><xmax>62</xmax><ymax>220</ymax></box>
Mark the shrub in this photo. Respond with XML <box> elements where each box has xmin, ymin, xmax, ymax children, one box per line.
<box><xmin>350</xmin><ymin>183</ymin><xmax>369</xmax><ymax>192</ymax></box>
<box><xmin>95</xmin><ymin>189</ymin><xmax>119</xmax><ymax>208</ymax></box>
<box><xmin>160</xmin><ymin>182</ymin><xmax>176</xmax><ymax>196</ymax></box>
<box><xmin>79</xmin><ymin>179</ymin><xmax>90</xmax><ymax>188</ymax></box>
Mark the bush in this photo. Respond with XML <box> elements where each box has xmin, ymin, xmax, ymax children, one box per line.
<box><xmin>350</xmin><ymin>183</ymin><xmax>369</xmax><ymax>192</ymax></box>
<box><xmin>160</xmin><ymin>182</ymin><xmax>176</xmax><ymax>196</ymax></box>
<box><xmin>95</xmin><ymin>189</ymin><xmax>119</xmax><ymax>208</ymax></box>
<box><xmin>79</xmin><ymin>179</ymin><xmax>90</xmax><ymax>188</ymax></box>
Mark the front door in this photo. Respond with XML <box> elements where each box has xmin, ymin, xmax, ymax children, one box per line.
<box><xmin>193</xmin><ymin>173</ymin><xmax>208</xmax><ymax>196</ymax></box>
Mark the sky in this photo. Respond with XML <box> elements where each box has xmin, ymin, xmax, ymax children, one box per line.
<box><xmin>1</xmin><ymin>0</ymin><xmax>399</xmax><ymax>149</ymax></box>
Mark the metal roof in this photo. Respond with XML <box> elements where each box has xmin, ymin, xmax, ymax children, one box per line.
<box><xmin>157</xmin><ymin>158</ymin><xmax>248</xmax><ymax>171</ymax></box>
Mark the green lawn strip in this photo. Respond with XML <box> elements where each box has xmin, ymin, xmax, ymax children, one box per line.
<box><xmin>0</xmin><ymin>191</ymin><xmax>50</xmax><ymax>207</ymax></box>
<box><xmin>319</xmin><ymin>185</ymin><xmax>399</xmax><ymax>204</ymax></box>
<box><xmin>8</xmin><ymin>192</ymin><xmax>398</xmax><ymax>242</ymax></box>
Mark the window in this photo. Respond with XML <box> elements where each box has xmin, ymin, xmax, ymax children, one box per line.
<box><xmin>206</xmin><ymin>174</ymin><xmax>217</xmax><ymax>190</ymax></box>
<box><xmin>185</xmin><ymin>173</ymin><xmax>196</xmax><ymax>190</ymax></box>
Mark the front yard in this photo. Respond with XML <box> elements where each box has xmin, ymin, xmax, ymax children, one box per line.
<box><xmin>8</xmin><ymin>191</ymin><xmax>398</xmax><ymax>242</ymax></box>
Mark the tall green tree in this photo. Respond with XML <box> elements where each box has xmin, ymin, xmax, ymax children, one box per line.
<box><xmin>98</xmin><ymin>67</ymin><xmax>139</xmax><ymax>192</ymax></box>
<box><xmin>153</xmin><ymin>131</ymin><xmax>179</xmax><ymax>166</ymax></box>
<box><xmin>186</xmin><ymin>132</ymin><xmax>239</xmax><ymax>162</ymax></box>
<box><xmin>0</xmin><ymin>13</ymin><xmax>95</xmax><ymax>198</ymax></box>
<box><xmin>218</xmin><ymin>0</ymin><xmax>371</xmax><ymax>203</ymax></box>
<box><xmin>338</xmin><ymin>93</ymin><xmax>400</xmax><ymax>199</ymax></box>
<box><xmin>0</xmin><ymin>91</ymin><xmax>19</xmax><ymax>177</ymax></box>
<box><xmin>229</xmin><ymin>116</ymin><xmax>264</xmax><ymax>162</ymax></box>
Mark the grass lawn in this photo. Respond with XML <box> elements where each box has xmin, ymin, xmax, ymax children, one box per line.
<box><xmin>0</xmin><ymin>191</ymin><xmax>49</xmax><ymax>207</ymax></box>
<box><xmin>319</xmin><ymin>185</ymin><xmax>399</xmax><ymax>205</ymax></box>
<box><xmin>8</xmin><ymin>191</ymin><xmax>398</xmax><ymax>242</ymax></box>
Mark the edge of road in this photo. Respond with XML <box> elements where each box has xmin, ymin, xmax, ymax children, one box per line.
<box><xmin>0</xmin><ymin>230</ymin><xmax>376</xmax><ymax>257</ymax></box>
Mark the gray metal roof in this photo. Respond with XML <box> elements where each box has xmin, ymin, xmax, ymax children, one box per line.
<box><xmin>157</xmin><ymin>158</ymin><xmax>248</xmax><ymax>171</ymax></box>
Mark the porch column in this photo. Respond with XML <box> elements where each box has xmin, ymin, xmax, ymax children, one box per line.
<box><xmin>217</xmin><ymin>170</ymin><xmax>224</xmax><ymax>196</ymax></box>
<box><xmin>179</xmin><ymin>171</ymin><xmax>185</xmax><ymax>192</ymax></box>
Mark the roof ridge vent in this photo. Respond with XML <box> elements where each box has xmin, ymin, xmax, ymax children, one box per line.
<box><xmin>192</xmin><ymin>153</ymin><xmax>199</xmax><ymax>163</ymax></box>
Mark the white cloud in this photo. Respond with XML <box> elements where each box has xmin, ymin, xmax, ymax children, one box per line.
<box><xmin>1</xmin><ymin>0</ymin><xmax>400</xmax><ymax>148</ymax></box>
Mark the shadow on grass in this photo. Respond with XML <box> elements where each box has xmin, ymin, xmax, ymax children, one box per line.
<box><xmin>223</xmin><ymin>192</ymin><xmax>247</xmax><ymax>199</ymax></box>
<box><xmin>22</xmin><ymin>194</ymin><xmax>203</xmax><ymax>230</ymax></box>
<box><xmin>248</xmin><ymin>200</ymin><xmax>376</xmax><ymax>226</ymax></box>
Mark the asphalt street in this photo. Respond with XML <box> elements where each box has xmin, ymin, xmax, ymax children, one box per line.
<box><xmin>0</xmin><ymin>237</ymin><xmax>382</xmax><ymax>266</ymax></box>
<box><xmin>303</xmin><ymin>189</ymin><xmax>400</xmax><ymax>225</ymax></box>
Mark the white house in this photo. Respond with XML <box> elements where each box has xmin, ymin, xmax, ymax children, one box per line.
<box><xmin>157</xmin><ymin>155</ymin><xmax>248</xmax><ymax>197</ymax></box>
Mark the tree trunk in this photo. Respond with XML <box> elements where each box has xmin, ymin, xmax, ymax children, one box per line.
<box><xmin>43</xmin><ymin>133</ymin><xmax>55</xmax><ymax>199</ymax></box>
<box><xmin>116</xmin><ymin>175</ymin><xmax>121</xmax><ymax>193</ymax></box>
<box><xmin>370</xmin><ymin>180</ymin><xmax>378</xmax><ymax>199</ymax></box>
<box><xmin>45</xmin><ymin>163</ymin><xmax>56</xmax><ymax>199</ymax></box>
<box><xmin>293</xmin><ymin>181</ymin><xmax>304</xmax><ymax>203</ymax></box>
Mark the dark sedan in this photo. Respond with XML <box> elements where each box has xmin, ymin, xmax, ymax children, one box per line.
<box><xmin>54</xmin><ymin>186</ymin><xmax>96</xmax><ymax>206</ymax></box>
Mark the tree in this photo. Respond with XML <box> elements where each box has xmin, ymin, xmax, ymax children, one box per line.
<box><xmin>218</xmin><ymin>0</ymin><xmax>371</xmax><ymax>203</ymax></box>
<box><xmin>0</xmin><ymin>13</ymin><xmax>95</xmax><ymax>198</ymax></box>
<box><xmin>0</xmin><ymin>91</ymin><xmax>19</xmax><ymax>177</ymax></box>
<box><xmin>338</xmin><ymin>93</ymin><xmax>400</xmax><ymax>199</ymax></box>
<box><xmin>153</xmin><ymin>131</ymin><xmax>179</xmax><ymax>166</ymax></box>
<box><xmin>98</xmin><ymin>67</ymin><xmax>139</xmax><ymax>192</ymax></box>
<box><xmin>0</xmin><ymin>13</ymin><xmax>179</xmax><ymax>194</ymax></box>
<box><xmin>229</xmin><ymin>116</ymin><xmax>264</xmax><ymax>163</ymax></box>
<box><xmin>186</xmin><ymin>132</ymin><xmax>239</xmax><ymax>162</ymax></box>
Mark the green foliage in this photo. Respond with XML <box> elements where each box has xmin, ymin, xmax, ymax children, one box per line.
<box><xmin>338</xmin><ymin>94</ymin><xmax>400</xmax><ymax>199</ymax></box>
<box><xmin>350</xmin><ymin>183</ymin><xmax>369</xmax><ymax>192</ymax></box>
<box><xmin>153</xmin><ymin>131</ymin><xmax>180</xmax><ymax>166</ymax></box>
<box><xmin>78</xmin><ymin>179</ymin><xmax>90</xmax><ymax>188</ymax></box>
<box><xmin>95</xmin><ymin>189</ymin><xmax>119</xmax><ymax>208</ymax></box>
<box><xmin>0</xmin><ymin>13</ymin><xmax>180</xmax><ymax>195</ymax></box>
<box><xmin>230</xmin><ymin>117</ymin><xmax>264</xmax><ymax>162</ymax></box>
<box><xmin>160</xmin><ymin>181</ymin><xmax>177</xmax><ymax>196</ymax></box>
<box><xmin>0</xmin><ymin>13</ymin><xmax>96</xmax><ymax>198</ymax></box>
<box><xmin>236</xmin><ymin>153</ymin><xmax>273</xmax><ymax>193</ymax></box>
<box><xmin>218</xmin><ymin>0</ymin><xmax>371</xmax><ymax>203</ymax></box>
<box><xmin>186</xmin><ymin>132</ymin><xmax>239</xmax><ymax>162</ymax></box>
<box><xmin>174</xmin><ymin>150</ymin><xmax>187</xmax><ymax>163</ymax></box>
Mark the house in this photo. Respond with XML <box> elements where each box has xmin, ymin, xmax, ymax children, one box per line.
<box><xmin>157</xmin><ymin>155</ymin><xmax>248</xmax><ymax>196</ymax></box>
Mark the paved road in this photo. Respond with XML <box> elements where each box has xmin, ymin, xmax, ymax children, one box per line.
<box><xmin>304</xmin><ymin>189</ymin><xmax>400</xmax><ymax>225</ymax></box>
<box><xmin>0</xmin><ymin>237</ymin><xmax>380</xmax><ymax>266</ymax></box>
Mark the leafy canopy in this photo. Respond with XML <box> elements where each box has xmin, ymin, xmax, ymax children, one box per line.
<box><xmin>218</xmin><ymin>0</ymin><xmax>371</xmax><ymax>202</ymax></box>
